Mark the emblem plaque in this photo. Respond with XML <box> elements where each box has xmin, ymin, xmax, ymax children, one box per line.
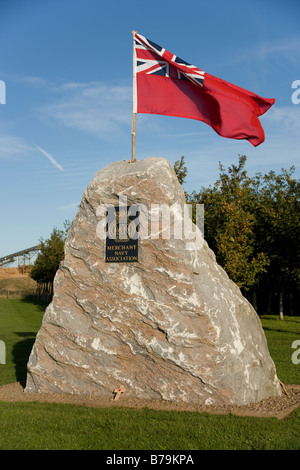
<box><xmin>105</xmin><ymin>206</ymin><xmax>139</xmax><ymax>263</ymax></box>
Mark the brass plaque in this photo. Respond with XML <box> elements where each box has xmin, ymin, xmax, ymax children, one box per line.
<box><xmin>105</xmin><ymin>206</ymin><xmax>138</xmax><ymax>263</ymax></box>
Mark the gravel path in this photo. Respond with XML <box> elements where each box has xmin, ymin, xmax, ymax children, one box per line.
<box><xmin>1</xmin><ymin>382</ymin><xmax>299</xmax><ymax>419</ymax></box>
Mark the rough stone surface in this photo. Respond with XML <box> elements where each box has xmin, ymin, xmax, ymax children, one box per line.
<box><xmin>25</xmin><ymin>157</ymin><xmax>282</xmax><ymax>405</ymax></box>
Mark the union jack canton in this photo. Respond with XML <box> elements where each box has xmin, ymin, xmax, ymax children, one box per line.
<box><xmin>133</xmin><ymin>33</ymin><xmax>205</xmax><ymax>87</ymax></box>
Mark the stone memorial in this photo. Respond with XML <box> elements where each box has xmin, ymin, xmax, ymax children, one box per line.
<box><xmin>25</xmin><ymin>157</ymin><xmax>282</xmax><ymax>405</ymax></box>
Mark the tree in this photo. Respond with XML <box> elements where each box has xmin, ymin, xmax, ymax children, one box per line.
<box><xmin>188</xmin><ymin>155</ymin><xmax>268</xmax><ymax>291</ymax></box>
<box><xmin>175</xmin><ymin>155</ymin><xmax>299</xmax><ymax>315</ymax></box>
<box><xmin>255</xmin><ymin>167</ymin><xmax>299</xmax><ymax>284</ymax></box>
<box><xmin>174</xmin><ymin>156</ymin><xmax>187</xmax><ymax>186</ymax></box>
<box><xmin>254</xmin><ymin>167</ymin><xmax>300</xmax><ymax>317</ymax></box>
<box><xmin>30</xmin><ymin>227</ymin><xmax>66</xmax><ymax>286</ymax></box>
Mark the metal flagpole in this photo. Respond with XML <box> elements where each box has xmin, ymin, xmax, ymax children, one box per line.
<box><xmin>131</xmin><ymin>31</ymin><xmax>137</xmax><ymax>163</ymax></box>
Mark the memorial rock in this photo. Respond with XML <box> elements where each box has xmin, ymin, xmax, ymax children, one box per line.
<box><xmin>25</xmin><ymin>157</ymin><xmax>282</xmax><ymax>405</ymax></box>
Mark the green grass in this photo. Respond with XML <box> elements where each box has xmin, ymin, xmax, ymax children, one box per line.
<box><xmin>0</xmin><ymin>297</ymin><xmax>46</xmax><ymax>385</ymax></box>
<box><xmin>0</xmin><ymin>402</ymin><xmax>299</xmax><ymax>450</ymax></box>
<box><xmin>0</xmin><ymin>298</ymin><xmax>300</xmax><ymax>450</ymax></box>
<box><xmin>260</xmin><ymin>315</ymin><xmax>300</xmax><ymax>385</ymax></box>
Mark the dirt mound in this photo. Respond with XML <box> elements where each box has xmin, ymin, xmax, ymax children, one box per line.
<box><xmin>0</xmin><ymin>277</ymin><xmax>36</xmax><ymax>290</ymax></box>
<box><xmin>0</xmin><ymin>382</ymin><xmax>299</xmax><ymax>419</ymax></box>
<box><xmin>0</xmin><ymin>268</ymin><xmax>36</xmax><ymax>297</ymax></box>
<box><xmin>0</xmin><ymin>267</ymin><xmax>29</xmax><ymax>279</ymax></box>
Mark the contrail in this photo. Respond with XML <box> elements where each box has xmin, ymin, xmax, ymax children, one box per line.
<box><xmin>34</xmin><ymin>144</ymin><xmax>64</xmax><ymax>171</ymax></box>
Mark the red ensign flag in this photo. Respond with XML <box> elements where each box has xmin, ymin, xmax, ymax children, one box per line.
<box><xmin>133</xmin><ymin>32</ymin><xmax>275</xmax><ymax>147</ymax></box>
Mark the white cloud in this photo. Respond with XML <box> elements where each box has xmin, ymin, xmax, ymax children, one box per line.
<box><xmin>214</xmin><ymin>37</ymin><xmax>300</xmax><ymax>76</ymax></box>
<box><xmin>0</xmin><ymin>135</ymin><xmax>65</xmax><ymax>172</ymax></box>
<box><xmin>0</xmin><ymin>135</ymin><xmax>33</xmax><ymax>159</ymax></box>
<box><xmin>57</xmin><ymin>202</ymin><xmax>78</xmax><ymax>212</ymax></box>
<box><xmin>18</xmin><ymin>75</ymin><xmax>49</xmax><ymax>87</ymax></box>
<box><xmin>34</xmin><ymin>144</ymin><xmax>64</xmax><ymax>171</ymax></box>
<box><xmin>41</xmin><ymin>81</ymin><xmax>132</xmax><ymax>139</ymax></box>
<box><xmin>262</xmin><ymin>105</ymin><xmax>300</xmax><ymax>130</ymax></box>
<box><xmin>255</xmin><ymin>38</ymin><xmax>300</xmax><ymax>63</ymax></box>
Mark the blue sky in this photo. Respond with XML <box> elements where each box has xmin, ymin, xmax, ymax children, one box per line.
<box><xmin>0</xmin><ymin>0</ymin><xmax>299</xmax><ymax>259</ymax></box>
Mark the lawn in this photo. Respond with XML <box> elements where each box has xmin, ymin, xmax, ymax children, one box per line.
<box><xmin>260</xmin><ymin>314</ymin><xmax>300</xmax><ymax>385</ymax></box>
<box><xmin>0</xmin><ymin>297</ymin><xmax>46</xmax><ymax>385</ymax></box>
<box><xmin>0</xmin><ymin>401</ymin><xmax>300</xmax><ymax>450</ymax></box>
<box><xmin>0</xmin><ymin>298</ymin><xmax>299</xmax><ymax>450</ymax></box>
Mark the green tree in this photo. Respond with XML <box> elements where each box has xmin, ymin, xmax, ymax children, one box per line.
<box><xmin>188</xmin><ymin>155</ymin><xmax>268</xmax><ymax>291</ymax></box>
<box><xmin>30</xmin><ymin>227</ymin><xmax>66</xmax><ymax>285</ymax></box>
<box><xmin>187</xmin><ymin>155</ymin><xmax>299</xmax><ymax>315</ymax></box>
<box><xmin>255</xmin><ymin>166</ymin><xmax>300</xmax><ymax>285</ymax></box>
<box><xmin>174</xmin><ymin>156</ymin><xmax>187</xmax><ymax>186</ymax></box>
<box><xmin>254</xmin><ymin>167</ymin><xmax>300</xmax><ymax>317</ymax></box>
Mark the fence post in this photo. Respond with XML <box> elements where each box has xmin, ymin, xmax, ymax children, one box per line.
<box><xmin>0</xmin><ymin>340</ymin><xmax>6</xmax><ymax>364</ymax></box>
<box><xmin>279</xmin><ymin>292</ymin><xmax>284</xmax><ymax>320</ymax></box>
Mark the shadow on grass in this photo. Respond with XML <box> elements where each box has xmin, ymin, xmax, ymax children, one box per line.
<box><xmin>263</xmin><ymin>326</ymin><xmax>300</xmax><ymax>336</ymax></box>
<box><xmin>9</xmin><ymin>296</ymin><xmax>49</xmax><ymax>387</ymax></box>
<box><xmin>12</xmin><ymin>332</ymin><xmax>37</xmax><ymax>386</ymax></box>
<box><xmin>20</xmin><ymin>294</ymin><xmax>50</xmax><ymax>312</ymax></box>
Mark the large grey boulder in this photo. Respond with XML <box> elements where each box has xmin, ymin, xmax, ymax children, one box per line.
<box><xmin>25</xmin><ymin>157</ymin><xmax>281</xmax><ymax>405</ymax></box>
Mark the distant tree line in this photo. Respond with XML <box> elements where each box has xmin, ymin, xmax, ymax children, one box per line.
<box><xmin>174</xmin><ymin>155</ymin><xmax>299</xmax><ymax>317</ymax></box>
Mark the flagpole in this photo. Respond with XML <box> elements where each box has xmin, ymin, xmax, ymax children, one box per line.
<box><xmin>131</xmin><ymin>112</ymin><xmax>136</xmax><ymax>162</ymax></box>
<box><xmin>131</xmin><ymin>30</ymin><xmax>137</xmax><ymax>163</ymax></box>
